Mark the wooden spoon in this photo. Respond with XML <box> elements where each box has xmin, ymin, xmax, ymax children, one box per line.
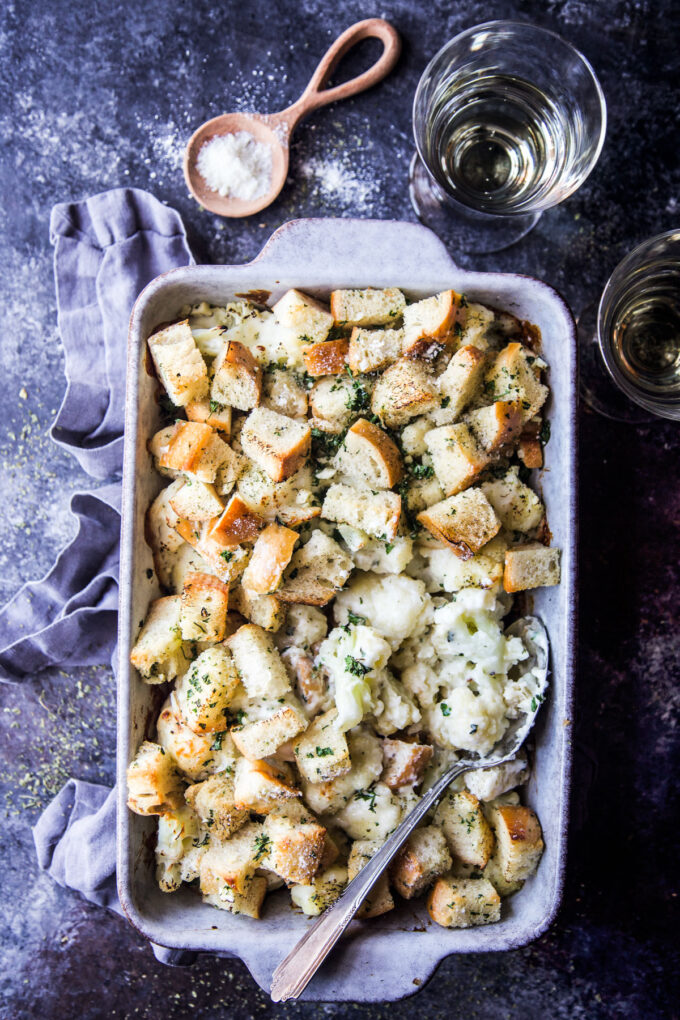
<box><xmin>183</xmin><ymin>18</ymin><xmax>401</xmax><ymax>218</ymax></box>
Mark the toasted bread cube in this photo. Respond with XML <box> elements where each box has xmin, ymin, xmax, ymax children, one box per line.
<box><xmin>517</xmin><ymin>419</ymin><xmax>544</xmax><ymax>469</ymax></box>
<box><xmin>347</xmin><ymin>840</ymin><xmax>395</xmax><ymax>918</ymax></box>
<box><xmin>487</xmin><ymin>804</ymin><xmax>544</xmax><ymax>882</ymax></box>
<box><xmin>330</xmin><ymin>287</ymin><xmax>405</xmax><ymax>327</ymax></box>
<box><xmin>460</xmin><ymin>301</ymin><xmax>496</xmax><ymax>350</ymax></box>
<box><xmin>179</xmin><ymin>572</ymin><xmax>230</xmax><ymax>642</ymax></box>
<box><xmin>199</xmin><ymin>820</ymin><xmax>265</xmax><ymax>896</ymax></box>
<box><xmin>278</xmin><ymin>531</ymin><xmax>353</xmax><ymax>606</ymax></box>
<box><xmin>146</xmin><ymin>481</ymin><xmax>186</xmax><ymax>588</ymax></box>
<box><xmin>309</xmin><ymin>376</ymin><xmax>356</xmax><ymax>433</ymax></box>
<box><xmin>262</xmin><ymin>368</ymin><xmax>308</xmax><ymax>418</ymax></box>
<box><xmin>241</xmin><ymin>407</ymin><xmax>311</xmax><ymax>483</ymax></box>
<box><xmin>231</xmin><ymin>704</ymin><xmax>308</xmax><ymax>760</ymax></box>
<box><xmin>322</xmin><ymin>483</ymin><xmax>401</xmax><ymax>541</ymax></box>
<box><xmin>425</xmin><ymin>423</ymin><xmax>490</xmax><ymax>496</ymax></box>
<box><xmin>185</xmin><ymin>398</ymin><xmax>232</xmax><ymax>433</ymax></box>
<box><xmin>169</xmin><ymin>480</ymin><xmax>224</xmax><ymax>522</ymax></box>
<box><xmin>334</xmin><ymin>419</ymin><xmax>404</xmax><ymax>490</ymax></box>
<box><xmin>185</xmin><ymin>772</ymin><xmax>249</xmax><ymax>841</ymax></box>
<box><xmin>427</xmin><ymin>876</ymin><xmax>501</xmax><ymax>928</ymax></box>
<box><xmin>401</xmin><ymin>477</ymin><xmax>445</xmax><ymax>517</ymax></box>
<box><xmin>482</xmin><ymin>853</ymin><xmax>525</xmax><ymax>897</ymax></box>
<box><xmin>371</xmin><ymin>359</ymin><xmax>439</xmax><ymax>427</ymax></box>
<box><xmin>273</xmin><ymin>288</ymin><xmax>333</xmax><ymax>343</ymax></box>
<box><xmin>158</xmin><ymin>421</ymin><xmax>223</xmax><ymax>482</ymax></box>
<box><xmin>241</xmin><ymin>523</ymin><xmax>299</xmax><ymax>595</ymax></box>
<box><xmin>348</xmin><ymin>326</ymin><xmax>404</xmax><ymax>374</ymax></box>
<box><xmin>211</xmin><ymin>340</ymin><xmax>262</xmax><ymax>411</ymax></box>
<box><xmin>213</xmin><ymin>444</ymin><xmax>247</xmax><ymax>498</ymax></box>
<box><xmin>294</xmin><ymin>708</ymin><xmax>351</xmax><ymax>783</ymax></box>
<box><xmin>390</xmin><ymin>826</ymin><xmax>452</xmax><ymax>899</ymax></box>
<box><xmin>203</xmin><ymin>875</ymin><xmax>268</xmax><ymax>918</ymax></box>
<box><xmin>434</xmin><ymin>790</ymin><xmax>495</xmax><ymax>868</ymax></box>
<box><xmin>302</xmin><ymin>728</ymin><xmax>383</xmax><ymax>816</ymax></box>
<box><xmin>148</xmin><ymin>425</ymin><xmax>178</xmax><ymax>476</ymax></box>
<box><xmin>231</xmin><ymin>584</ymin><xmax>284</xmax><ymax>633</ymax></box>
<box><xmin>381</xmin><ymin>738</ymin><xmax>433</xmax><ymax>789</ymax></box>
<box><xmin>264</xmin><ymin>807</ymin><xmax>327</xmax><ymax>885</ymax></box>
<box><xmin>127</xmin><ymin>741</ymin><xmax>185</xmax><ymax>816</ymax></box>
<box><xmin>174</xmin><ymin>645</ymin><xmax>240</xmax><ymax>733</ymax></box>
<box><xmin>174</xmin><ymin>520</ymin><xmax>252</xmax><ymax>583</ymax></box>
<box><xmin>465</xmin><ymin>753</ymin><xmax>530</xmax><ymax>803</ymax></box>
<box><xmin>402</xmin><ymin>290</ymin><xmax>463</xmax><ymax>357</ymax></box>
<box><xmin>431</xmin><ymin>345</ymin><xmax>487</xmax><ymax>425</ymax></box>
<box><xmin>233</xmin><ymin>757</ymin><xmax>301</xmax><ymax>814</ymax></box>
<box><xmin>485</xmin><ymin>343</ymin><xmax>549</xmax><ymax>421</ymax></box>
<box><xmin>418</xmin><ymin>488</ymin><xmax>501</xmax><ymax>559</ymax></box>
<box><xmin>303</xmin><ymin>338</ymin><xmax>350</xmax><ymax>376</ymax></box>
<box><xmin>226</xmin><ymin>623</ymin><xmax>291</xmax><ymax>698</ymax></box>
<box><xmin>480</xmin><ymin>467</ymin><xmax>544</xmax><ymax>533</ymax></box>
<box><xmin>147</xmin><ymin>319</ymin><xmax>209</xmax><ymax>406</ymax></box>
<box><xmin>130</xmin><ymin>596</ymin><xmax>188</xmax><ymax>683</ymax></box>
<box><xmin>290</xmin><ymin>864</ymin><xmax>348</xmax><ymax>916</ymax></box>
<box><xmin>503</xmin><ymin>543</ymin><xmax>561</xmax><ymax>593</ymax></box>
<box><xmin>465</xmin><ymin>400</ymin><xmax>523</xmax><ymax>453</ymax></box>
<box><xmin>156</xmin><ymin>695</ymin><xmax>238</xmax><ymax>782</ymax></box>
<box><xmin>207</xmin><ymin>493</ymin><xmax>264</xmax><ymax>548</ymax></box>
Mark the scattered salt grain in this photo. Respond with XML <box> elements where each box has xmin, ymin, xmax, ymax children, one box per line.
<box><xmin>197</xmin><ymin>131</ymin><xmax>273</xmax><ymax>201</ymax></box>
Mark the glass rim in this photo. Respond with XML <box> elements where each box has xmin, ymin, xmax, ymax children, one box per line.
<box><xmin>597</xmin><ymin>228</ymin><xmax>680</xmax><ymax>418</ymax></box>
<box><xmin>412</xmin><ymin>19</ymin><xmax>608</xmax><ymax>215</ymax></box>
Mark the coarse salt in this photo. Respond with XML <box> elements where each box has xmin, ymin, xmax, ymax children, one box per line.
<box><xmin>197</xmin><ymin>131</ymin><xmax>272</xmax><ymax>201</ymax></box>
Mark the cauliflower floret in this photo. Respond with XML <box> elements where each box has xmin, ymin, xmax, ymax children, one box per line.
<box><xmin>400</xmin><ymin>662</ymin><xmax>441</xmax><ymax>708</ymax></box>
<box><xmin>156</xmin><ymin>805</ymin><xmax>201</xmax><ymax>892</ymax></box>
<box><xmin>425</xmin><ymin>680</ymin><xmax>508</xmax><ymax>755</ymax></box>
<box><xmin>333</xmin><ymin>572</ymin><xmax>431</xmax><ymax>649</ymax></box>
<box><xmin>372</xmin><ymin>672</ymin><xmax>421</xmax><ymax>736</ymax></box>
<box><xmin>430</xmin><ymin>590</ymin><xmax>527</xmax><ymax>680</ymax></box>
<box><xmin>334</xmin><ymin>781</ymin><xmax>404</xmax><ymax>840</ymax></box>
<box><xmin>317</xmin><ymin>624</ymin><xmax>392</xmax><ymax>731</ymax></box>
<box><xmin>352</xmin><ymin>535</ymin><xmax>414</xmax><ymax>575</ymax></box>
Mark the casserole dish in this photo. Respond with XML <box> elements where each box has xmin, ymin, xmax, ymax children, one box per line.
<box><xmin>117</xmin><ymin>217</ymin><xmax>577</xmax><ymax>1001</ymax></box>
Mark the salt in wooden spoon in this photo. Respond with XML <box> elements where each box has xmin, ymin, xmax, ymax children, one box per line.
<box><xmin>183</xmin><ymin>18</ymin><xmax>401</xmax><ymax>218</ymax></box>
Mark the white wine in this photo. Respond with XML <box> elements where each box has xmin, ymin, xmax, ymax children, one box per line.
<box><xmin>423</xmin><ymin>73</ymin><xmax>579</xmax><ymax>214</ymax></box>
<box><xmin>609</xmin><ymin>278</ymin><xmax>680</xmax><ymax>395</ymax></box>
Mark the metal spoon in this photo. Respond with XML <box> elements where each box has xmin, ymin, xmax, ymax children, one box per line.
<box><xmin>183</xmin><ymin>19</ymin><xmax>401</xmax><ymax>218</ymax></box>
<box><xmin>270</xmin><ymin>616</ymin><xmax>549</xmax><ymax>1002</ymax></box>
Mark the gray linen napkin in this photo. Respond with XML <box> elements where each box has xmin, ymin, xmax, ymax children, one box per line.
<box><xmin>0</xmin><ymin>188</ymin><xmax>195</xmax><ymax>965</ymax></box>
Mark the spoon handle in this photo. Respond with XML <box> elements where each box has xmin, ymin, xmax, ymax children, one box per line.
<box><xmin>279</xmin><ymin>18</ymin><xmax>401</xmax><ymax>129</ymax></box>
<box><xmin>269</xmin><ymin>761</ymin><xmax>472</xmax><ymax>1003</ymax></box>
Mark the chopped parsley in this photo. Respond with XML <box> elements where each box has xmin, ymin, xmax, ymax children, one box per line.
<box><xmin>344</xmin><ymin>655</ymin><xmax>370</xmax><ymax>677</ymax></box>
<box><xmin>253</xmin><ymin>833</ymin><xmax>272</xmax><ymax>861</ymax></box>
<box><xmin>346</xmin><ymin>611</ymin><xmax>366</xmax><ymax>627</ymax></box>
<box><xmin>210</xmin><ymin>733</ymin><xmax>224</xmax><ymax>751</ymax></box>
<box><xmin>440</xmin><ymin>702</ymin><xmax>451</xmax><ymax>716</ymax></box>
<box><xmin>209</xmin><ymin>400</ymin><xmax>222</xmax><ymax>413</ymax></box>
<box><xmin>345</xmin><ymin>377</ymin><xmax>371</xmax><ymax>413</ymax></box>
<box><xmin>220</xmin><ymin>550</ymin><xmax>234</xmax><ymax>562</ymax></box>
<box><xmin>355</xmin><ymin>787</ymin><xmax>377</xmax><ymax>812</ymax></box>
<box><xmin>315</xmin><ymin>746</ymin><xmax>334</xmax><ymax>757</ymax></box>
<box><xmin>410</xmin><ymin>462</ymin><xmax>434</xmax><ymax>480</ymax></box>
<box><xmin>540</xmin><ymin>420</ymin><xmax>551</xmax><ymax>445</ymax></box>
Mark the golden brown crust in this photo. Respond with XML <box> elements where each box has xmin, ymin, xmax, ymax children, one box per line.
<box><xmin>207</xmin><ymin>494</ymin><xmax>264</xmax><ymax>548</ymax></box>
<box><xmin>381</xmin><ymin>738</ymin><xmax>433</xmax><ymax>789</ymax></box>
<box><xmin>241</xmin><ymin>523</ymin><xmax>299</xmax><ymax>595</ymax></box>
<box><xmin>346</xmin><ymin>418</ymin><xmax>404</xmax><ymax>488</ymax></box>
<box><xmin>159</xmin><ymin>421</ymin><xmax>214</xmax><ymax>473</ymax></box>
<box><xmin>302</xmin><ymin>338</ymin><xmax>350</xmax><ymax>376</ymax></box>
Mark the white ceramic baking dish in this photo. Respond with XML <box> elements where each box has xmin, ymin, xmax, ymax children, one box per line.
<box><xmin>117</xmin><ymin>218</ymin><xmax>577</xmax><ymax>1002</ymax></box>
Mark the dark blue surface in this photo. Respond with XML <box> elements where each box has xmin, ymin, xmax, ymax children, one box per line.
<box><xmin>0</xmin><ymin>1</ymin><xmax>678</xmax><ymax>1017</ymax></box>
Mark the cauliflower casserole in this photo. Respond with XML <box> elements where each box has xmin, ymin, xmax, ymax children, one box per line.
<box><xmin>127</xmin><ymin>285</ymin><xmax>560</xmax><ymax>928</ymax></box>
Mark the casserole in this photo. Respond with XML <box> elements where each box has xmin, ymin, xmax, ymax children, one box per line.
<box><xmin>117</xmin><ymin>217</ymin><xmax>577</xmax><ymax>1001</ymax></box>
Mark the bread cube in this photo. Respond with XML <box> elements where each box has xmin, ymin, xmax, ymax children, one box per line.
<box><xmin>322</xmin><ymin>483</ymin><xmax>401</xmax><ymax>541</ymax></box>
<box><xmin>503</xmin><ymin>543</ymin><xmax>561</xmax><ymax>593</ymax></box>
<box><xmin>273</xmin><ymin>288</ymin><xmax>333</xmax><ymax>343</ymax></box>
<box><xmin>294</xmin><ymin>708</ymin><xmax>351</xmax><ymax>783</ymax></box>
<box><xmin>174</xmin><ymin>521</ymin><xmax>252</xmax><ymax>583</ymax></box>
<box><xmin>330</xmin><ymin>287</ymin><xmax>405</xmax><ymax>327</ymax></box>
<box><xmin>459</xmin><ymin>301</ymin><xmax>496</xmax><ymax>350</ymax></box>
<box><xmin>199</xmin><ymin>821</ymin><xmax>265</xmax><ymax>896</ymax></box>
<box><xmin>241</xmin><ymin>406</ymin><xmax>311</xmax><ymax>483</ymax></box>
<box><xmin>485</xmin><ymin>343</ymin><xmax>548</xmax><ymax>421</ymax></box>
<box><xmin>233</xmin><ymin>757</ymin><xmax>301</xmax><ymax>814</ymax></box>
<box><xmin>303</xmin><ymin>338</ymin><xmax>349</xmax><ymax>376</ymax></box>
<box><xmin>241</xmin><ymin>523</ymin><xmax>299</xmax><ymax>595</ymax></box>
<box><xmin>185</xmin><ymin>772</ymin><xmax>248</xmax><ymax>841</ymax></box>
<box><xmin>381</xmin><ymin>738</ymin><xmax>433</xmax><ymax>789</ymax></box>
<box><xmin>169</xmin><ymin>480</ymin><xmax>224</xmax><ymax>522</ymax></box>
<box><xmin>431</xmin><ymin>345</ymin><xmax>487</xmax><ymax>425</ymax></box>
<box><xmin>264</xmin><ymin>806</ymin><xmax>327</xmax><ymax>885</ymax></box>
<box><xmin>348</xmin><ymin>326</ymin><xmax>404</xmax><ymax>374</ymax></box>
<box><xmin>129</xmin><ymin>596</ymin><xmax>188</xmax><ymax>683</ymax></box>
<box><xmin>231</xmin><ymin>703</ymin><xmax>308</xmax><ymax>760</ymax></box>
<box><xmin>482</xmin><ymin>853</ymin><xmax>525</xmax><ymax>897</ymax></box>
<box><xmin>207</xmin><ymin>493</ymin><xmax>264</xmax><ymax>548</ymax></box>
<box><xmin>203</xmin><ymin>875</ymin><xmax>268</xmax><ymax>918</ymax></box>
<box><xmin>185</xmin><ymin>397</ymin><xmax>232</xmax><ymax>433</ymax></box>
<box><xmin>211</xmin><ymin>339</ymin><xmax>263</xmax><ymax>411</ymax></box>
<box><xmin>174</xmin><ymin>645</ymin><xmax>240</xmax><ymax>733</ymax></box>
<box><xmin>390</xmin><ymin>826</ymin><xmax>452</xmax><ymax>899</ymax></box>
<box><xmin>402</xmin><ymin>290</ymin><xmax>463</xmax><ymax>357</ymax></box>
<box><xmin>486</xmin><ymin>804</ymin><xmax>544</xmax><ymax>883</ymax></box>
<box><xmin>127</xmin><ymin>741</ymin><xmax>185</xmax><ymax>816</ymax></box>
<box><xmin>302</xmin><ymin>727</ymin><xmax>383</xmax><ymax>816</ymax></box>
<box><xmin>226</xmin><ymin>623</ymin><xmax>291</xmax><ymax>698</ymax></box>
<box><xmin>347</xmin><ymin>840</ymin><xmax>395</xmax><ymax>918</ymax></box>
<box><xmin>147</xmin><ymin>319</ymin><xmax>209</xmax><ymax>406</ymax></box>
<box><xmin>309</xmin><ymin>376</ymin><xmax>356</xmax><ymax>433</ymax></box>
<box><xmin>155</xmin><ymin>804</ymin><xmax>201</xmax><ymax>892</ymax></box>
<box><xmin>465</xmin><ymin>400</ymin><xmax>523</xmax><ymax>453</ymax></box>
<box><xmin>179</xmin><ymin>572</ymin><xmax>230</xmax><ymax>642</ymax></box>
<box><xmin>146</xmin><ymin>481</ymin><xmax>186</xmax><ymax>588</ymax></box>
<box><xmin>278</xmin><ymin>531</ymin><xmax>353</xmax><ymax>606</ymax></box>
<box><xmin>427</xmin><ymin>876</ymin><xmax>501</xmax><ymax>928</ymax></box>
<box><xmin>213</xmin><ymin>444</ymin><xmax>247</xmax><ymax>498</ymax></box>
<box><xmin>465</xmin><ymin>753</ymin><xmax>530</xmax><ymax>803</ymax></box>
<box><xmin>334</xmin><ymin>419</ymin><xmax>404</xmax><ymax>490</ymax></box>
<box><xmin>290</xmin><ymin>864</ymin><xmax>348</xmax><ymax>915</ymax></box>
<box><xmin>517</xmin><ymin>419</ymin><xmax>543</xmax><ymax>469</ymax></box>
<box><xmin>262</xmin><ymin>368</ymin><xmax>308</xmax><ymax>418</ymax></box>
<box><xmin>371</xmin><ymin>359</ymin><xmax>439</xmax><ymax>427</ymax></box>
<box><xmin>232</xmin><ymin>584</ymin><xmax>284</xmax><ymax>632</ymax></box>
<box><xmin>480</xmin><ymin>467</ymin><xmax>545</xmax><ymax>533</ymax></box>
<box><xmin>434</xmin><ymin>790</ymin><xmax>495</xmax><ymax>868</ymax></box>
<box><xmin>417</xmin><ymin>488</ymin><xmax>501</xmax><ymax>559</ymax></box>
<box><xmin>156</xmin><ymin>695</ymin><xmax>238</xmax><ymax>782</ymax></box>
<box><xmin>425</xmin><ymin>423</ymin><xmax>490</xmax><ymax>496</ymax></box>
<box><xmin>159</xmin><ymin>422</ymin><xmax>230</xmax><ymax>483</ymax></box>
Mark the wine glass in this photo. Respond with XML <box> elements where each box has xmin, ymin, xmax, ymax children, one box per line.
<box><xmin>410</xmin><ymin>21</ymin><xmax>607</xmax><ymax>254</ymax></box>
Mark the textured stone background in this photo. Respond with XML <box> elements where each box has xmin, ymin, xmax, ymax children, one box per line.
<box><xmin>0</xmin><ymin>0</ymin><xmax>678</xmax><ymax>1017</ymax></box>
